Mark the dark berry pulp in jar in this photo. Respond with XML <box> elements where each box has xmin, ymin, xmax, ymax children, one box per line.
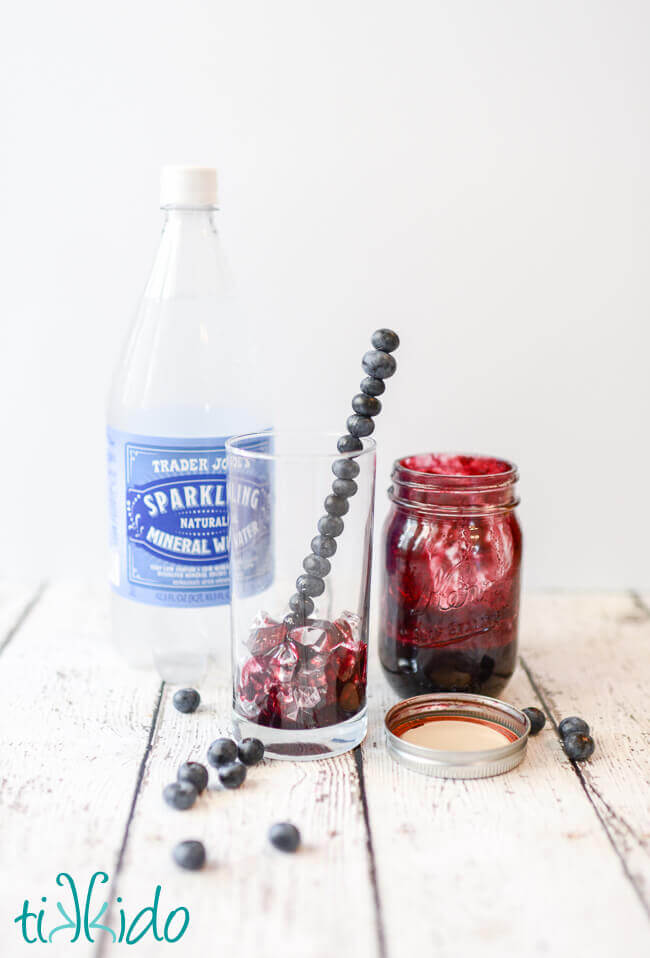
<box><xmin>380</xmin><ymin>454</ymin><xmax>522</xmax><ymax>698</ymax></box>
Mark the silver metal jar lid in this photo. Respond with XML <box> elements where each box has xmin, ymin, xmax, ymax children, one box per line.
<box><xmin>384</xmin><ymin>692</ymin><xmax>530</xmax><ymax>779</ymax></box>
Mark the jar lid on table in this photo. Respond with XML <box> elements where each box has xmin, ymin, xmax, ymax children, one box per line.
<box><xmin>384</xmin><ymin>693</ymin><xmax>530</xmax><ymax>779</ymax></box>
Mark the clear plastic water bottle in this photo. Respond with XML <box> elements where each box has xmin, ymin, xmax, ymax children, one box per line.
<box><xmin>107</xmin><ymin>166</ymin><xmax>269</xmax><ymax>684</ymax></box>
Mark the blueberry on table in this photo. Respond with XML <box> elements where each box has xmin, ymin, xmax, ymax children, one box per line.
<box><xmin>522</xmin><ymin>707</ymin><xmax>546</xmax><ymax>736</ymax></box>
<box><xmin>371</xmin><ymin>328</ymin><xmax>400</xmax><ymax>353</ymax></box>
<box><xmin>563</xmin><ymin>732</ymin><xmax>595</xmax><ymax>762</ymax></box>
<box><xmin>361</xmin><ymin>349</ymin><xmax>397</xmax><ymax>380</ymax></box>
<box><xmin>173</xmin><ymin>688</ymin><xmax>200</xmax><ymax>713</ymax></box>
<box><xmin>337</xmin><ymin>434</ymin><xmax>363</xmax><ymax>453</ymax></box>
<box><xmin>177</xmin><ymin>761</ymin><xmax>209</xmax><ymax>794</ymax></box>
<box><xmin>207</xmin><ymin>737</ymin><xmax>238</xmax><ymax>767</ymax></box>
<box><xmin>558</xmin><ymin>716</ymin><xmax>590</xmax><ymax>738</ymax></box>
<box><xmin>172</xmin><ymin>840</ymin><xmax>206</xmax><ymax>871</ymax></box>
<box><xmin>238</xmin><ymin>737</ymin><xmax>265</xmax><ymax>766</ymax></box>
<box><xmin>360</xmin><ymin>375</ymin><xmax>385</xmax><ymax>397</ymax></box>
<box><xmin>318</xmin><ymin>514</ymin><xmax>344</xmax><ymax>537</ymax></box>
<box><xmin>218</xmin><ymin>762</ymin><xmax>247</xmax><ymax>789</ymax></box>
<box><xmin>163</xmin><ymin>782</ymin><xmax>198</xmax><ymax>810</ymax></box>
<box><xmin>269</xmin><ymin>822</ymin><xmax>301</xmax><ymax>853</ymax></box>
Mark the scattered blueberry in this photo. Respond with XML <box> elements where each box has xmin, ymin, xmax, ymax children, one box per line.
<box><xmin>558</xmin><ymin>716</ymin><xmax>590</xmax><ymax>738</ymax></box>
<box><xmin>563</xmin><ymin>732</ymin><xmax>595</xmax><ymax>762</ymax></box>
<box><xmin>238</xmin><ymin>738</ymin><xmax>265</xmax><ymax>766</ymax></box>
<box><xmin>289</xmin><ymin>593</ymin><xmax>315</xmax><ymax>616</ymax></box>
<box><xmin>177</xmin><ymin>761</ymin><xmax>209</xmax><ymax>794</ymax></box>
<box><xmin>332</xmin><ymin>458</ymin><xmax>360</xmax><ymax>480</ymax></box>
<box><xmin>352</xmin><ymin>393</ymin><xmax>382</xmax><ymax>418</ymax></box>
<box><xmin>218</xmin><ymin>762</ymin><xmax>247</xmax><ymax>789</ymax></box>
<box><xmin>361</xmin><ymin>349</ymin><xmax>396</xmax><ymax>380</ymax></box>
<box><xmin>173</xmin><ymin>688</ymin><xmax>200</xmax><ymax>713</ymax></box>
<box><xmin>346</xmin><ymin>414</ymin><xmax>375</xmax><ymax>438</ymax></box>
<box><xmin>324</xmin><ymin>494</ymin><xmax>349</xmax><ymax>517</ymax></box>
<box><xmin>332</xmin><ymin>478</ymin><xmax>358</xmax><ymax>499</ymax></box>
<box><xmin>337</xmin><ymin>434</ymin><xmax>363</xmax><ymax>453</ymax></box>
<box><xmin>207</xmin><ymin>737</ymin><xmax>238</xmax><ymax>767</ymax></box>
<box><xmin>360</xmin><ymin>375</ymin><xmax>385</xmax><ymax>397</ymax></box>
<box><xmin>296</xmin><ymin>574</ymin><xmax>325</xmax><ymax>597</ymax></box>
<box><xmin>163</xmin><ymin>781</ymin><xmax>198</xmax><ymax>811</ymax></box>
<box><xmin>318</xmin><ymin>514</ymin><xmax>344</xmax><ymax>537</ymax></box>
<box><xmin>523</xmin><ymin>707</ymin><xmax>546</xmax><ymax>736</ymax></box>
<box><xmin>303</xmin><ymin>553</ymin><xmax>331</xmax><ymax>576</ymax></box>
<box><xmin>310</xmin><ymin>535</ymin><xmax>337</xmax><ymax>558</ymax></box>
<box><xmin>172</xmin><ymin>840</ymin><xmax>206</xmax><ymax>871</ymax></box>
<box><xmin>371</xmin><ymin>328</ymin><xmax>400</xmax><ymax>352</ymax></box>
<box><xmin>269</xmin><ymin>822</ymin><xmax>301</xmax><ymax>853</ymax></box>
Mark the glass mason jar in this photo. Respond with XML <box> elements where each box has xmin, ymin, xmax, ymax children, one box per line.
<box><xmin>379</xmin><ymin>453</ymin><xmax>522</xmax><ymax>698</ymax></box>
<box><xmin>226</xmin><ymin>431</ymin><xmax>376</xmax><ymax>760</ymax></box>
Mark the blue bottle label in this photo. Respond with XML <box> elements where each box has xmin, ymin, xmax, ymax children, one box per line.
<box><xmin>107</xmin><ymin>429</ymin><xmax>272</xmax><ymax>608</ymax></box>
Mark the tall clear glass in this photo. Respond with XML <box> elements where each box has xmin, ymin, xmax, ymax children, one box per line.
<box><xmin>226</xmin><ymin>432</ymin><xmax>376</xmax><ymax>760</ymax></box>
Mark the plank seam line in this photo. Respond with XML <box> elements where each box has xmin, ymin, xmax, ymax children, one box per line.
<box><xmin>520</xmin><ymin>655</ymin><xmax>650</xmax><ymax>919</ymax></box>
<box><xmin>0</xmin><ymin>581</ymin><xmax>48</xmax><ymax>657</ymax></box>
<box><xmin>630</xmin><ymin>590</ymin><xmax>650</xmax><ymax>620</ymax></box>
<box><xmin>354</xmin><ymin>746</ymin><xmax>389</xmax><ymax>958</ymax></box>
<box><xmin>95</xmin><ymin>679</ymin><xmax>165</xmax><ymax>958</ymax></box>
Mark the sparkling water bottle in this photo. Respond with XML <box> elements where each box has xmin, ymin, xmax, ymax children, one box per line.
<box><xmin>107</xmin><ymin>166</ymin><xmax>269</xmax><ymax>684</ymax></box>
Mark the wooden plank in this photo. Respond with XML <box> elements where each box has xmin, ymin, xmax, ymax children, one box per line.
<box><xmin>520</xmin><ymin>592</ymin><xmax>650</xmax><ymax>915</ymax></box>
<box><xmin>0</xmin><ymin>581</ymin><xmax>162</xmax><ymax>957</ymax></box>
<box><xmin>109</xmin><ymin>668</ymin><xmax>379</xmax><ymax>957</ymax></box>
<box><xmin>361</xmin><ymin>594</ymin><xmax>650</xmax><ymax>958</ymax></box>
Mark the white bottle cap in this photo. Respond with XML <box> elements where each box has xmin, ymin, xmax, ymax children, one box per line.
<box><xmin>160</xmin><ymin>166</ymin><xmax>218</xmax><ymax>208</ymax></box>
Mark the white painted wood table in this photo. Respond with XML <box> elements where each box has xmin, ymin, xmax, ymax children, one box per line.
<box><xmin>0</xmin><ymin>583</ymin><xmax>648</xmax><ymax>957</ymax></box>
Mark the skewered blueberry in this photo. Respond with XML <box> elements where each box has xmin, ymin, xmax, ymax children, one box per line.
<box><xmin>563</xmin><ymin>733</ymin><xmax>595</xmax><ymax>762</ymax></box>
<box><xmin>173</xmin><ymin>688</ymin><xmax>200</xmax><ymax>713</ymax></box>
<box><xmin>303</xmin><ymin>553</ymin><xmax>331</xmax><ymax>576</ymax></box>
<box><xmin>324</xmin><ymin>494</ymin><xmax>349</xmax><ymax>517</ymax></box>
<box><xmin>207</xmin><ymin>737</ymin><xmax>238</xmax><ymax>767</ymax></box>
<box><xmin>310</xmin><ymin>535</ymin><xmax>337</xmax><ymax>558</ymax></box>
<box><xmin>337</xmin><ymin>434</ymin><xmax>363</xmax><ymax>453</ymax></box>
<box><xmin>177</xmin><ymin>761</ymin><xmax>209</xmax><ymax>794</ymax></box>
<box><xmin>352</xmin><ymin>393</ymin><xmax>382</xmax><ymax>417</ymax></box>
<box><xmin>269</xmin><ymin>822</ymin><xmax>301</xmax><ymax>853</ymax></box>
<box><xmin>218</xmin><ymin>762</ymin><xmax>247</xmax><ymax>789</ymax></box>
<box><xmin>332</xmin><ymin>478</ymin><xmax>357</xmax><ymax>498</ymax></box>
<box><xmin>284</xmin><ymin>613</ymin><xmax>301</xmax><ymax>629</ymax></box>
<box><xmin>163</xmin><ymin>782</ymin><xmax>197</xmax><ymax>811</ymax></box>
<box><xmin>360</xmin><ymin>376</ymin><xmax>385</xmax><ymax>397</ymax></box>
<box><xmin>289</xmin><ymin>593</ymin><xmax>314</xmax><ymax>616</ymax></box>
<box><xmin>362</xmin><ymin>349</ymin><xmax>396</xmax><ymax>380</ymax></box>
<box><xmin>558</xmin><ymin>716</ymin><xmax>590</xmax><ymax>738</ymax></box>
<box><xmin>238</xmin><ymin>738</ymin><xmax>265</xmax><ymax>766</ymax></box>
<box><xmin>296</xmin><ymin>574</ymin><xmax>325</xmax><ymax>597</ymax></box>
<box><xmin>523</xmin><ymin>707</ymin><xmax>546</xmax><ymax>736</ymax></box>
<box><xmin>332</xmin><ymin>458</ymin><xmax>360</xmax><ymax>480</ymax></box>
<box><xmin>347</xmin><ymin>414</ymin><xmax>375</xmax><ymax>438</ymax></box>
<box><xmin>318</xmin><ymin>515</ymin><xmax>344</xmax><ymax>537</ymax></box>
<box><xmin>371</xmin><ymin>328</ymin><xmax>400</xmax><ymax>352</ymax></box>
<box><xmin>172</xmin><ymin>840</ymin><xmax>206</xmax><ymax>871</ymax></box>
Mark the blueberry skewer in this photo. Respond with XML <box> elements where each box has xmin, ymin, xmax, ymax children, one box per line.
<box><xmin>286</xmin><ymin>329</ymin><xmax>400</xmax><ymax>624</ymax></box>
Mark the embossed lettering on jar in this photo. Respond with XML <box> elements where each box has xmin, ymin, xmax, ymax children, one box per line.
<box><xmin>379</xmin><ymin>454</ymin><xmax>522</xmax><ymax>698</ymax></box>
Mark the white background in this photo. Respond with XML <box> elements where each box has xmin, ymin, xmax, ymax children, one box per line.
<box><xmin>1</xmin><ymin>0</ymin><xmax>648</xmax><ymax>589</ymax></box>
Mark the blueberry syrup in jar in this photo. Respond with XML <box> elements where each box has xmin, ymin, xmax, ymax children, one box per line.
<box><xmin>379</xmin><ymin>454</ymin><xmax>522</xmax><ymax>698</ymax></box>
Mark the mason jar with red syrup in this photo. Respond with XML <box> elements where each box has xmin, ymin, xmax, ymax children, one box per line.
<box><xmin>379</xmin><ymin>454</ymin><xmax>522</xmax><ymax>698</ymax></box>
